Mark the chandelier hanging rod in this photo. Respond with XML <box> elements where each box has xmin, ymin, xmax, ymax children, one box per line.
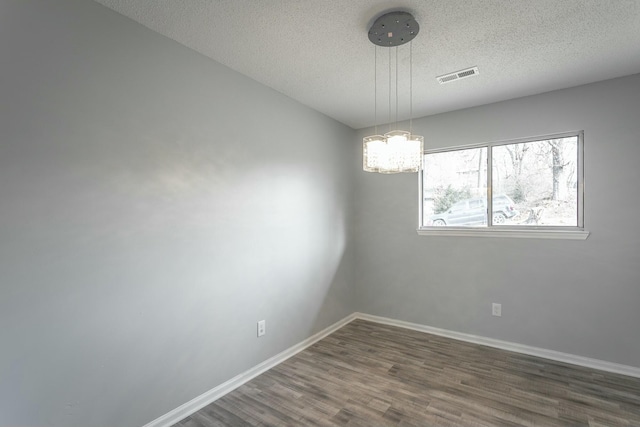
<box><xmin>362</xmin><ymin>11</ymin><xmax>424</xmax><ymax>174</ymax></box>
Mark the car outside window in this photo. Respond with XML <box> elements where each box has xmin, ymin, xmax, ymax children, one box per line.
<box><xmin>419</xmin><ymin>132</ymin><xmax>584</xmax><ymax>233</ymax></box>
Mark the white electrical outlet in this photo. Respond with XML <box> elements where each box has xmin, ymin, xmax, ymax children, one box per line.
<box><xmin>492</xmin><ymin>303</ymin><xmax>502</xmax><ymax>317</ymax></box>
<box><xmin>257</xmin><ymin>320</ymin><xmax>266</xmax><ymax>337</ymax></box>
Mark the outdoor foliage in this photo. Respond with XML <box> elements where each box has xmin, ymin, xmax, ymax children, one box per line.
<box><xmin>422</xmin><ymin>136</ymin><xmax>579</xmax><ymax>226</ymax></box>
<box><xmin>432</xmin><ymin>185</ymin><xmax>471</xmax><ymax>214</ymax></box>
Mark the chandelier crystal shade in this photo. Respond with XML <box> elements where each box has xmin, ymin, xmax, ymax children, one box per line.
<box><xmin>363</xmin><ymin>11</ymin><xmax>424</xmax><ymax>174</ymax></box>
<box><xmin>363</xmin><ymin>131</ymin><xmax>424</xmax><ymax>173</ymax></box>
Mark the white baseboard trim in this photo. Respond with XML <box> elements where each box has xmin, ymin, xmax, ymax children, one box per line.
<box><xmin>141</xmin><ymin>313</ymin><xmax>358</xmax><ymax>427</ymax></box>
<box><xmin>354</xmin><ymin>312</ymin><xmax>640</xmax><ymax>379</ymax></box>
<box><xmin>143</xmin><ymin>311</ymin><xmax>640</xmax><ymax>427</ymax></box>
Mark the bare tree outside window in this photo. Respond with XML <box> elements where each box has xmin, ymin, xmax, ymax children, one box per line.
<box><xmin>421</xmin><ymin>134</ymin><xmax>582</xmax><ymax>228</ymax></box>
<box><xmin>493</xmin><ymin>136</ymin><xmax>577</xmax><ymax>226</ymax></box>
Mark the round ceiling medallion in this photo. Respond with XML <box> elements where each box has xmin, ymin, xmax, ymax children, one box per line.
<box><xmin>368</xmin><ymin>11</ymin><xmax>420</xmax><ymax>47</ymax></box>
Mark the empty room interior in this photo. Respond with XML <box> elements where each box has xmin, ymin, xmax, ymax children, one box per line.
<box><xmin>2</xmin><ymin>1</ymin><xmax>640</xmax><ymax>426</ymax></box>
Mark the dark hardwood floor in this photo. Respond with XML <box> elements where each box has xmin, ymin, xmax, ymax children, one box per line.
<box><xmin>173</xmin><ymin>319</ymin><xmax>640</xmax><ymax>426</ymax></box>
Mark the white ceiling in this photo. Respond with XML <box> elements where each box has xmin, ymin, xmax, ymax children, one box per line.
<box><xmin>94</xmin><ymin>0</ymin><xmax>640</xmax><ymax>129</ymax></box>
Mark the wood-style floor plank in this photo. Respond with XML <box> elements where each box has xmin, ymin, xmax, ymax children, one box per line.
<box><xmin>173</xmin><ymin>320</ymin><xmax>640</xmax><ymax>426</ymax></box>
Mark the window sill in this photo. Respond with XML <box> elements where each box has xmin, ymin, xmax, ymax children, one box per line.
<box><xmin>416</xmin><ymin>228</ymin><xmax>590</xmax><ymax>240</ymax></box>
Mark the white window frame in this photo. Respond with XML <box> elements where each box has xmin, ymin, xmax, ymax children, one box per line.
<box><xmin>417</xmin><ymin>131</ymin><xmax>589</xmax><ymax>239</ymax></box>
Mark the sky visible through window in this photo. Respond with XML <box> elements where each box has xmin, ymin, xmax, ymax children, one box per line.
<box><xmin>422</xmin><ymin>136</ymin><xmax>579</xmax><ymax>227</ymax></box>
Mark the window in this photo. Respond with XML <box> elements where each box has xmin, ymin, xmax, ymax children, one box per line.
<box><xmin>418</xmin><ymin>131</ymin><xmax>587</xmax><ymax>239</ymax></box>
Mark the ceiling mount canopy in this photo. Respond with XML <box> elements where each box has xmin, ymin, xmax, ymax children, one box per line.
<box><xmin>363</xmin><ymin>11</ymin><xmax>424</xmax><ymax>174</ymax></box>
<box><xmin>368</xmin><ymin>11</ymin><xmax>420</xmax><ymax>47</ymax></box>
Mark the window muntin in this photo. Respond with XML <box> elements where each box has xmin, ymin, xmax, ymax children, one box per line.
<box><xmin>420</xmin><ymin>132</ymin><xmax>583</xmax><ymax>231</ymax></box>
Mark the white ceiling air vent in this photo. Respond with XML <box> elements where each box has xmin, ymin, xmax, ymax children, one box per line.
<box><xmin>436</xmin><ymin>66</ymin><xmax>479</xmax><ymax>84</ymax></box>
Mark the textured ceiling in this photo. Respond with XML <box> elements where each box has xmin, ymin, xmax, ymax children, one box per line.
<box><xmin>94</xmin><ymin>0</ymin><xmax>640</xmax><ymax>129</ymax></box>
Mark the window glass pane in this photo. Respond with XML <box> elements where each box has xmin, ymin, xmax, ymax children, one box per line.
<box><xmin>423</xmin><ymin>147</ymin><xmax>488</xmax><ymax>227</ymax></box>
<box><xmin>492</xmin><ymin>137</ymin><xmax>578</xmax><ymax>226</ymax></box>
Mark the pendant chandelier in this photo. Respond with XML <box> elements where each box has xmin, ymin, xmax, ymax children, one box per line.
<box><xmin>363</xmin><ymin>11</ymin><xmax>424</xmax><ymax>174</ymax></box>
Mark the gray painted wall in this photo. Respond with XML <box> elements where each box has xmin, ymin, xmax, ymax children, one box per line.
<box><xmin>354</xmin><ymin>73</ymin><xmax>640</xmax><ymax>369</ymax></box>
<box><xmin>3</xmin><ymin>1</ymin><xmax>640</xmax><ymax>426</ymax></box>
<box><xmin>0</xmin><ymin>1</ymin><xmax>355</xmax><ymax>426</ymax></box>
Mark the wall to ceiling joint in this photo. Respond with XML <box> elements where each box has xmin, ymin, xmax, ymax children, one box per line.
<box><xmin>0</xmin><ymin>1</ymin><xmax>355</xmax><ymax>426</ymax></box>
<box><xmin>1</xmin><ymin>1</ymin><xmax>639</xmax><ymax>427</ymax></box>
<box><xmin>353</xmin><ymin>73</ymin><xmax>640</xmax><ymax>370</ymax></box>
